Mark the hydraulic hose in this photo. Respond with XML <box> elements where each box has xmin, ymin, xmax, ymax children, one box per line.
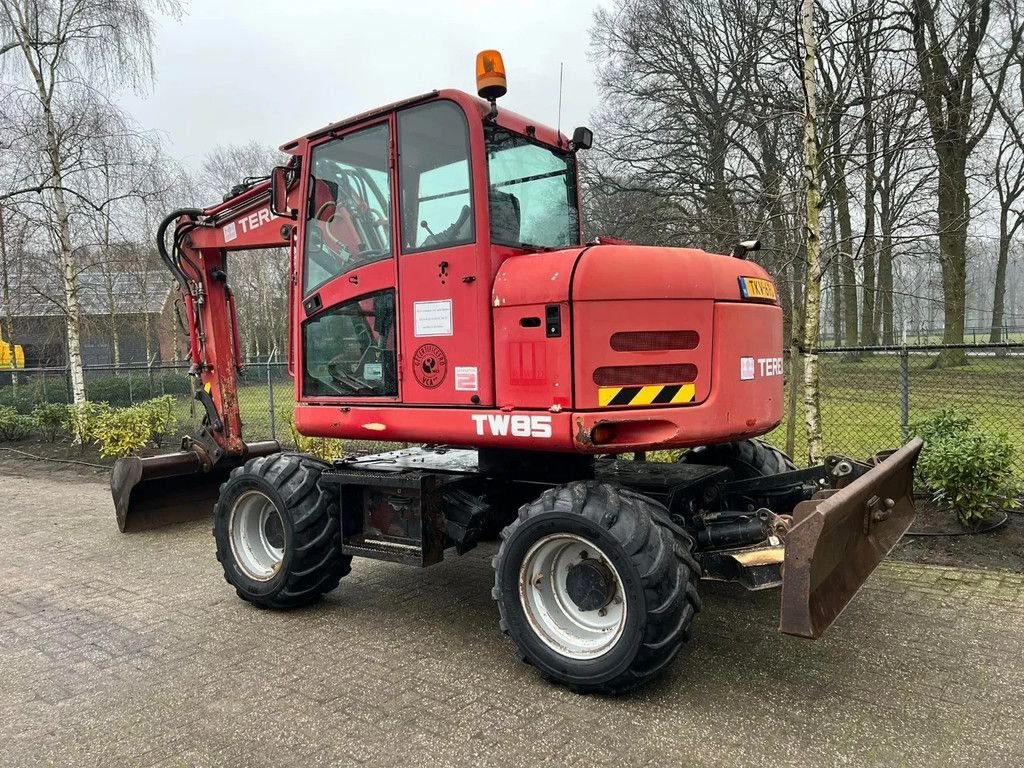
<box><xmin>157</xmin><ymin>208</ymin><xmax>203</xmax><ymax>291</ymax></box>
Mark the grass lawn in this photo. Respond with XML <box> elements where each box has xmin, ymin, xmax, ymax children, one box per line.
<box><xmin>764</xmin><ymin>352</ymin><xmax>1024</xmax><ymax>474</ymax></box>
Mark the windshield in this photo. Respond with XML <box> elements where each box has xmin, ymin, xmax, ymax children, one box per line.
<box><xmin>304</xmin><ymin>124</ymin><xmax>392</xmax><ymax>294</ymax></box>
<box><xmin>485</xmin><ymin>126</ymin><xmax>578</xmax><ymax>249</ymax></box>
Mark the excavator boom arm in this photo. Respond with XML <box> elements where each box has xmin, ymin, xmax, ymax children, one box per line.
<box><xmin>111</xmin><ymin>167</ymin><xmax>301</xmax><ymax>532</ymax></box>
<box><xmin>162</xmin><ymin>169</ymin><xmax>300</xmax><ymax>456</ymax></box>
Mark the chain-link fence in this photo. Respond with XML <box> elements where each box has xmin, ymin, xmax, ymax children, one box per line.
<box><xmin>0</xmin><ymin>356</ymin><xmax>297</xmax><ymax>447</ymax></box>
<box><xmin>764</xmin><ymin>343</ymin><xmax>1024</xmax><ymax>475</ymax></box>
<box><xmin>1</xmin><ymin>343</ymin><xmax>1022</xmax><ymax>473</ymax></box>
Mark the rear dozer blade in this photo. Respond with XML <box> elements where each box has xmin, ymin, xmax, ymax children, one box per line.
<box><xmin>111</xmin><ymin>440</ymin><xmax>281</xmax><ymax>533</ymax></box>
<box><xmin>779</xmin><ymin>437</ymin><xmax>923</xmax><ymax>639</ymax></box>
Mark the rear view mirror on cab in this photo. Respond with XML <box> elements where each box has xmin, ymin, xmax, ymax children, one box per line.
<box><xmin>270</xmin><ymin>165</ymin><xmax>296</xmax><ymax>219</ymax></box>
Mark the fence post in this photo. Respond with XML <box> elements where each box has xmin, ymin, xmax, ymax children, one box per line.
<box><xmin>899</xmin><ymin>346</ymin><xmax>910</xmax><ymax>443</ymax></box>
<box><xmin>148</xmin><ymin>355</ymin><xmax>156</xmax><ymax>399</ymax></box>
<box><xmin>267</xmin><ymin>346</ymin><xmax>277</xmax><ymax>442</ymax></box>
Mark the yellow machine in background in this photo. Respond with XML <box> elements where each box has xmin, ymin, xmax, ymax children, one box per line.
<box><xmin>0</xmin><ymin>325</ymin><xmax>25</xmax><ymax>369</ymax></box>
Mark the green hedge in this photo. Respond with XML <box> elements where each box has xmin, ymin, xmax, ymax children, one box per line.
<box><xmin>0</xmin><ymin>372</ymin><xmax>192</xmax><ymax>412</ymax></box>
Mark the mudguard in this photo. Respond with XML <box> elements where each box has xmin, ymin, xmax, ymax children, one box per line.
<box><xmin>780</xmin><ymin>438</ymin><xmax>923</xmax><ymax>638</ymax></box>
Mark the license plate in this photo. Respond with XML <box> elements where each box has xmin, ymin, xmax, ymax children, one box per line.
<box><xmin>739</xmin><ymin>276</ymin><xmax>778</xmax><ymax>302</ymax></box>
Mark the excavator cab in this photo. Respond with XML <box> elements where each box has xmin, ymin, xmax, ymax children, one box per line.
<box><xmin>112</xmin><ymin>51</ymin><xmax>922</xmax><ymax>693</ymax></box>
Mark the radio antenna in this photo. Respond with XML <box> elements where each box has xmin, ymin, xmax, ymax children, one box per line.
<box><xmin>556</xmin><ymin>62</ymin><xmax>564</xmax><ymax>139</ymax></box>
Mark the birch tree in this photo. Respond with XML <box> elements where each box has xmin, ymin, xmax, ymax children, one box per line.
<box><xmin>0</xmin><ymin>203</ymin><xmax>21</xmax><ymax>390</ymax></box>
<box><xmin>801</xmin><ymin>0</ymin><xmax>824</xmax><ymax>464</ymax></box>
<box><xmin>0</xmin><ymin>0</ymin><xmax>180</xmax><ymax>404</ymax></box>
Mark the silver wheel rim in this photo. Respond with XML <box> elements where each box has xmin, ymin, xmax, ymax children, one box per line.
<box><xmin>229</xmin><ymin>490</ymin><xmax>285</xmax><ymax>581</ymax></box>
<box><xmin>518</xmin><ymin>533</ymin><xmax>627</xmax><ymax>660</ymax></box>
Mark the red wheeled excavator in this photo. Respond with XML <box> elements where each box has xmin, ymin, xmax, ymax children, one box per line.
<box><xmin>111</xmin><ymin>52</ymin><xmax>921</xmax><ymax>693</ymax></box>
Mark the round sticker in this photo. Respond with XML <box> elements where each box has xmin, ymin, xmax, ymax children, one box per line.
<box><xmin>412</xmin><ymin>343</ymin><xmax>448</xmax><ymax>389</ymax></box>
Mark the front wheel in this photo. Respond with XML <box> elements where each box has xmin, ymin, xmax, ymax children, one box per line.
<box><xmin>493</xmin><ymin>481</ymin><xmax>702</xmax><ymax>694</ymax></box>
<box><xmin>214</xmin><ymin>453</ymin><xmax>350</xmax><ymax>609</ymax></box>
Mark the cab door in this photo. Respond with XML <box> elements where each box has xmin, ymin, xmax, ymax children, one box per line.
<box><xmin>296</xmin><ymin>119</ymin><xmax>402</xmax><ymax>405</ymax></box>
<box><xmin>394</xmin><ymin>100</ymin><xmax>491</xmax><ymax>406</ymax></box>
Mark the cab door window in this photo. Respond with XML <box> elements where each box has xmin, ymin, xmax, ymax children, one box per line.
<box><xmin>302</xmin><ymin>291</ymin><xmax>397</xmax><ymax>398</ymax></box>
<box><xmin>304</xmin><ymin>124</ymin><xmax>392</xmax><ymax>293</ymax></box>
<box><xmin>398</xmin><ymin>101</ymin><xmax>474</xmax><ymax>252</ymax></box>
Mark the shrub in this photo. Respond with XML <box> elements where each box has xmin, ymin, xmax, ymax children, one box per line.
<box><xmin>0</xmin><ymin>405</ymin><xmax>35</xmax><ymax>441</ymax></box>
<box><xmin>65</xmin><ymin>402</ymin><xmax>112</xmax><ymax>445</ymax></box>
<box><xmin>913</xmin><ymin>409</ymin><xmax>974</xmax><ymax>444</ymax></box>
<box><xmin>139</xmin><ymin>396</ymin><xmax>176</xmax><ymax>447</ymax></box>
<box><xmin>84</xmin><ymin>372</ymin><xmax>193</xmax><ymax>406</ymax></box>
<box><xmin>85</xmin><ymin>375</ymin><xmax>137</xmax><ymax>407</ymax></box>
<box><xmin>94</xmin><ymin>406</ymin><xmax>153</xmax><ymax>458</ymax></box>
<box><xmin>32</xmin><ymin>403</ymin><xmax>68</xmax><ymax>442</ymax></box>
<box><xmin>914</xmin><ymin>409</ymin><xmax>1019</xmax><ymax>528</ymax></box>
<box><xmin>288</xmin><ymin>419</ymin><xmax>346</xmax><ymax>462</ymax></box>
<box><xmin>0</xmin><ymin>378</ymin><xmax>70</xmax><ymax>412</ymax></box>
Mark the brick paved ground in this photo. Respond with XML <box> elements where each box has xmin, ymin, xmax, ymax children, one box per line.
<box><xmin>3</xmin><ymin>466</ymin><xmax>1024</xmax><ymax>767</ymax></box>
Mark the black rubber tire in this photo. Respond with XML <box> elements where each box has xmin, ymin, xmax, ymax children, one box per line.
<box><xmin>681</xmin><ymin>438</ymin><xmax>796</xmax><ymax>479</ymax></box>
<box><xmin>493</xmin><ymin>481</ymin><xmax>702</xmax><ymax>694</ymax></box>
<box><xmin>214</xmin><ymin>453</ymin><xmax>350</xmax><ymax>610</ymax></box>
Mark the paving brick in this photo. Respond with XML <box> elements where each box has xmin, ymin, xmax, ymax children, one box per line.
<box><xmin>3</xmin><ymin>471</ymin><xmax>1024</xmax><ymax>767</ymax></box>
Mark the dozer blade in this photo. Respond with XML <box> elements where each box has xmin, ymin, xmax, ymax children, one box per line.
<box><xmin>111</xmin><ymin>441</ymin><xmax>280</xmax><ymax>532</ymax></box>
<box><xmin>779</xmin><ymin>437</ymin><xmax>923</xmax><ymax>639</ymax></box>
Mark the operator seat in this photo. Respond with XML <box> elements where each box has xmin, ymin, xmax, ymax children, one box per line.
<box><xmin>490</xmin><ymin>189</ymin><xmax>521</xmax><ymax>244</ymax></box>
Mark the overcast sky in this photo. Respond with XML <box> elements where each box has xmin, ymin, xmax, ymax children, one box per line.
<box><xmin>121</xmin><ymin>0</ymin><xmax>606</xmax><ymax>168</ymax></box>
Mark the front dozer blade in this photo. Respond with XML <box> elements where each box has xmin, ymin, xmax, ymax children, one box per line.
<box><xmin>780</xmin><ymin>438</ymin><xmax>923</xmax><ymax>639</ymax></box>
<box><xmin>111</xmin><ymin>440</ymin><xmax>281</xmax><ymax>532</ymax></box>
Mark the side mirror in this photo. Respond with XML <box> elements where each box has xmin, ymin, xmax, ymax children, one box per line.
<box><xmin>270</xmin><ymin>165</ymin><xmax>296</xmax><ymax>219</ymax></box>
<box><xmin>571</xmin><ymin>126</ymin><xmax>593</xmax><ymax>151</ymax></box>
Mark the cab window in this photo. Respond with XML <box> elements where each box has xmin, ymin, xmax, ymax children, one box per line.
<box><xmin>304</xmin><ymin>124</ymin><xmax>392</xmax><ymax>294</ymax></box>
<box><xmin>485</xmin><ymin>125</ymin><xmax>578</xmax><ymax>249</ymax></box>
<box><xmin>398</xmin><ymin>101</ymin><xmax>473</xmax><ymax>252</ymax></box>
<box><xmin>302</xmin><ymin>291</ymin><xmax>397</xmax><ymax>398</ymax></box>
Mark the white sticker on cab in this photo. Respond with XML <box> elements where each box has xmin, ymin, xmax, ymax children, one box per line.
<box><xmin>454</xmin><ymin>366</ymin><xmax>478</xmax><ymax>391</ymax></box>
<box><xmin>414</xmin><ymin>299</ymin><xmax>453</xmax><ymax>337</ymax></box>
<box><xmin>740</xmin><ymin>357</ymin><xmax>755</xmax><ymax>381</ymax></box>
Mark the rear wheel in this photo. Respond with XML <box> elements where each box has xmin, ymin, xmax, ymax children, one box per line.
<box><xmin>493</xmin><ymin>481</ymin><xmax>701</xmax><ymax>694</ymax></box>
<box><xmin>214</xmin><ymin>453</ymin><xmax>350</xmax><ymax>609</ymax></box>
<box><xmin>680</xmin><ymin>438</ymin><xmax>796</xmax><ymax>478</ymax></box>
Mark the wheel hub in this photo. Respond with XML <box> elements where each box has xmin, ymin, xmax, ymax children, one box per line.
<box><xmin>228</xmin><ymin>490</ymin><xmax>285</xmax><ymax>582</ymax></box>
<box><xmin>518</xmin><ymin>533</ymin><xmax>627</xmax><ymax>659</ymax></box>
<box><xmin>565</xmin><ymin>559</ymin><xmax>614</xmax><ymax>612</ymax></box>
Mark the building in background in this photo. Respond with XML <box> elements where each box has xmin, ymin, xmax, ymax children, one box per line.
<box><xmin>5</xmin><ymin>272</ymin><xmax>178</xmax><ymax>367</ymax></box>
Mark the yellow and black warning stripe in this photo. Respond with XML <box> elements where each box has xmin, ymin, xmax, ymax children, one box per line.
<box><xmin>598</xmin><ymin>383</ymin><xmax>696</xmax><ymax>407</ymax></box>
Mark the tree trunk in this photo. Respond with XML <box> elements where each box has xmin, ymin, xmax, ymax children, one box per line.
<box><xmin>878</xmin><ymin>182</ymin><xmax>896</xmax><ymax>344</ymax></box>
<box><xmin>47</xmin><ymin>149</ymin><xmax>86</xmax><ymax>402</ymax></box>
<box><xmin>0</xmin><ymin>205</ymin><xmax>18</xmax><ymax>392</ymax></box>
<box><xmin>801</xmin><ymin>0</ymin><xmax>824</xmax><ymax>465</ymax></box>
<box><xmin>932</xmin><ymin>152</ymin><xmax>969</xmax><ymax>366</ymax></box>
<box><xmin>990</xmin><ymin>207</ymin><xmax>1010</xmax><ymax>343</ymax></box>
<box><xmin>829</xmin><ymin>208</ymin><xmax>842</xmax><ymax>345</ymax></box>
<box><xmin>102</xmin><ymin>159</ymin><xmax>119</xmax><ymax>367</ymax></box>
<box><xmin>830</xmin><ymin>120</ymin><xmax>858</xmax><ymax>346</ymax></box>
<box><xmin>860</xmin><ymin>128</ymin><xmax>878</xmax><ymax>345</ymax></box>
<box><xmin>144</xmin><ymin>306</ymin><xmax>153</xmax><ymax>361</ymax></box>
<box><xmin>18</xmin><ymin>34</ymin><xmax>87</xmax><ymax>403</ymax></box>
